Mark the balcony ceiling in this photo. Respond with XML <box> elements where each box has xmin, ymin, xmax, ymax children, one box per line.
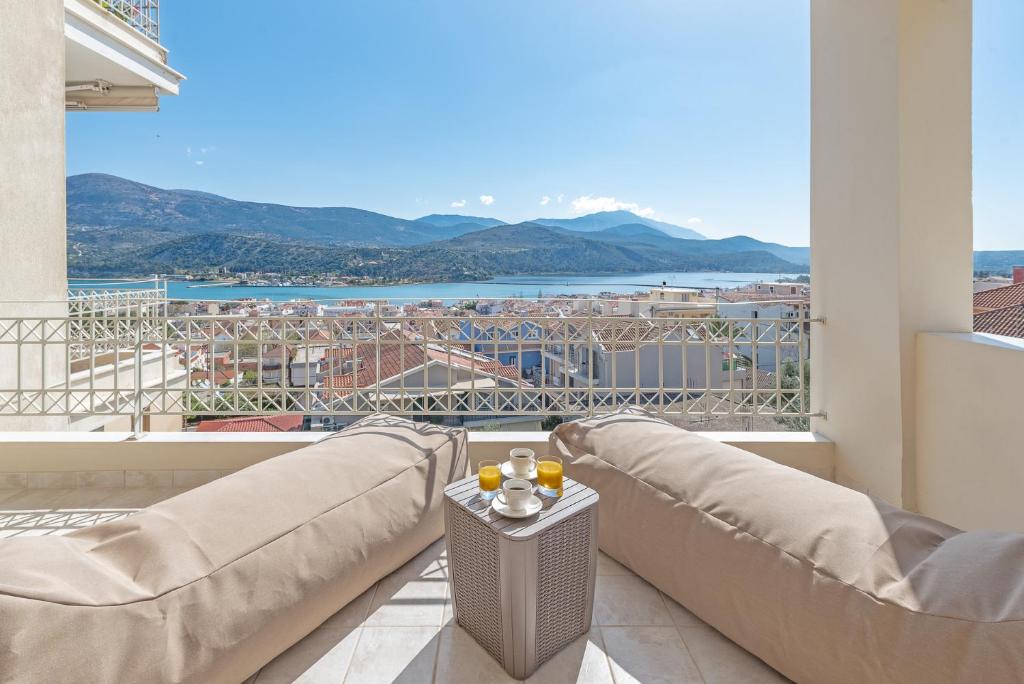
<box><xmin>63</xmin><ymin>0</ymin><xmax>184</xmax><ymax>111</ymax></box>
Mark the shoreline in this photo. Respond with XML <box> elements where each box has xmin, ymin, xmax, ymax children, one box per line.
<box><xmin>71</xmin><ymin>269</ymin><xmax>809</xmax><ymax>290</ymax></box>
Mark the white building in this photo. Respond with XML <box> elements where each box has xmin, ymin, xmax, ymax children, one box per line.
<box><xmin>0</xmin><ymin>0</ymin><xmax>185</xmax><ymax>431</ymax></box>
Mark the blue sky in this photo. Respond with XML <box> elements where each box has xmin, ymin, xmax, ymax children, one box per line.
<box><xmin>67</xmin><ymin>1</ymin><xmax>1021</xmax><ymax>250</ymax></box>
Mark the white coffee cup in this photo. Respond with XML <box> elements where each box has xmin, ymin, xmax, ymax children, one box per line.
<box><xmin>509</xmin><ymin>448</ymin><xmax>536</xmax><ymax>477</ymax></box>
<box><xmin>501</xmin><ymin>479</ymin><xmax>533</xmax><ymax>511</ymax></box>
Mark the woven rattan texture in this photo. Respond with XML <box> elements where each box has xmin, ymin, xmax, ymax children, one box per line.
<box><xmin>534</xmin><ymin>508</ymin><xmax>594</xmax><ymax>666</ymax></box>
<box><xmin>448</xmin><ymin>501</ymin><xmax>505</xmax><ymax>664</ymax></box>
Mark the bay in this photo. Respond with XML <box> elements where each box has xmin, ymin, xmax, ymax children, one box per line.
<box><xmin>71</xmin><ymin>271</ymin><xmax>804</xmax><ymax>304</ymax></box>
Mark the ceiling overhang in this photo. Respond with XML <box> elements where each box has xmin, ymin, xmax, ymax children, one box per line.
<box><xmin>64</xmin><ymin>0</ymin><xmax>185</xmax><ymax>111</ymax></box>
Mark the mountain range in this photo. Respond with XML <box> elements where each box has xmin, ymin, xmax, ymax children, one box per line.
<box><xmin>66</xmin><ymin>173</ymin><xmax>807</xmax><ymax>278</ymax></box>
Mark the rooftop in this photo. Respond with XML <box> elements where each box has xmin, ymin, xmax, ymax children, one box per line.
<box><xmin>973</xmin><ymin>304</ymin><xmax>1024</xmax><ymax>339</ymax></box>
<box><xmin>973</xmin><ymin>281</ymin><xmax>1024</xmax><ymax>312</ymax></box>
<box><xmin>195</xmin><ymin>416</ymin><xmax>304</xmax><ymax>433</ymax></box>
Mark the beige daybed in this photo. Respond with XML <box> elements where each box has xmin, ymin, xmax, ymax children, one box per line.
<box><xmin>551</xmin><ymin>408</ymin><xmax>1024</xmax><ymax>684</ymax></box>
<box><xmin>0</xmin><ymin>415</ymin><xmax>467</xmax><ymax>683</ymax></box>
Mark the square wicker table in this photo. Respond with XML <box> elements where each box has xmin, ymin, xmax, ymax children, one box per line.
<box><xmin>443</xmin><ymin>474</ymin><xmax>599</xmax><ymax>679</ymax></box>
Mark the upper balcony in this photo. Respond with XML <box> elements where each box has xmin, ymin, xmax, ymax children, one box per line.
<box><xmin>64</xmin><ymin>0</ymin><xmax>184</xmax><ymax>111</ymax></box>
<box><xmin>90</xmin><ymin>0</ymin><xmax>159</xmax><ymax>41</ymax></box>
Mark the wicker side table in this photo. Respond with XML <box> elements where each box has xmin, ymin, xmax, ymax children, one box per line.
<box><xmin>443</xmin><ymin>475</ymin><xmax>599</xmax><ymax>679</ymax></box>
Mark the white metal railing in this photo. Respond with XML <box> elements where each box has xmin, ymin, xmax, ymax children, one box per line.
<box><xmin>91</xmin><ymin>0</ymin><xmax>160</xmax><ymax>41</ymax></box>
<box><xmin>65</xmin><ymin>280</ymin><xmax>167</xmax><ymax>360</ymax></box>
<box><xmin>0</xmin><ymin>300</ymin><xmax>814</xmax><ymax>433</ymax></box>
<box><xmin>67</xmin><ymin>281</ymin><xmax>167</xmax><ymax>317</ymax></box>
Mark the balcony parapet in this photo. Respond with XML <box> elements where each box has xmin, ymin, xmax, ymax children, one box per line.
<box><xmin>0</xmin><ymin>430</ymin><xmax>835</xmax><ymax>488</ymax></box>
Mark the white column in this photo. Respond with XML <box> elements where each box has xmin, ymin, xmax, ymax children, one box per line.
<box><xmin>0</xmin><ymin>0</ymin><xmax>70</xmax><ymax>430</ymax></box>
<box><xmin>810</xmin><ymin>0</ymin><xmax>973</xmax><ymax>507</ymax></box>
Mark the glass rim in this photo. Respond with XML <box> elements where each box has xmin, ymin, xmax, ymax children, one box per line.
<box><xmin>537</xmin><ymin>455</ymin><xmax>562</xmax><ymax>464</ymax></box>
<box><xmin>479</xmin><ymin>459</ymin><xmax>500</xmax><ymax>467</ymax></box>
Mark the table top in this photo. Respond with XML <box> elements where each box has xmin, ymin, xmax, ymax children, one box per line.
<box><xmin>444</xmin><ymin>475</ymin><xmax>598</xmax><ymax>541</ymax></box>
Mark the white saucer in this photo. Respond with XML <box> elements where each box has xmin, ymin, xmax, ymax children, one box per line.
<box><xmin>501</xmin><ymin>461</ymin><xmax>538</xmax><ymax>481</ymax></box>
<box><xmin>491</xmin><ymin>493</ymin><xmax>543</xmax><ymax>518</ymax></box>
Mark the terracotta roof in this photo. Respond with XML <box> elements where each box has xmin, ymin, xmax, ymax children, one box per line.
<box><xmin>424</xmin><ymin>347</ymin><xmax>522</xmax><ymax>381</ymax></box>
<box><xmin>322</xmin><ymin>341</ymin><xmax>524</xmax><ymax>394</ymax></box>
<box><xmin>973</xmin><ymin>282</ymin><xmax>1024</xmax><ymax>312</ymax></box>
<box><xmin>196</xmin><ymin>415</ymin><xmax>304</xmax><ymax>432</ymax></box>
<box><xmin>715</xmin><ymin>292</ymin><xmax>808</xmax><ymax>303</ymax></box>
<box><xmin>190</xmin><ymin>369</ymin><xmax>237</xmax><ymax>385</ymax></box>
<box><xmin>974</xmin><ymin>304</ymin><xmax>1024</xmax><ymax>339</ymax></box>
<box><xmin>592</xmin><ymin>321</ymin><xmax>655</xmax><ymax>351</ymax></box>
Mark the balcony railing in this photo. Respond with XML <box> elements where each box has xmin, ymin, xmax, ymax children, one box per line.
<box><xmin>0</xmin><ymin>296</ymin><xmax>814</xmax><ymax>433</ymax></box>
<box><xmin>91</xmin><ymin>0</ymin><xmax>160</xmax><ymax>42</ymax></box>
<box><xmin>65</xmin><ymin>281</ymin><xmax>167</xmax><ymax>360</ymax></box>
<box><xmin>67</xmin><ymin>281</ymin><xmax>167</xmax><ymax>317</ymax></box>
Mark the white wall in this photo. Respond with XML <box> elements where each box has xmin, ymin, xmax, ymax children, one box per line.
<box><xmin>0</xmin><ymin>0</ymin><xmax>70</xmax><ymax>431</ymax></box>
<box><xmin>810</xmin><ymin>0</ymin><xmax>973</xmax><ymax>507</ymax></box>
<box><xmin>593</xmin><ymin>344</ymin><xmax>726</xmax><ymax>390</ymax></box>
<box><xmin>916</xmin><ymin>333</ymin><xmax>1024</xmax><ymax>532</ymax></box>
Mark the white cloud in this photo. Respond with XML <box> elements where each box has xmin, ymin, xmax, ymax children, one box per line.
<box><xmin>185</xmin><ymin>146</ymin><xmax>192</xmax><ymax>158</ymax></box>
<box><xmin>450</xmin><ymin>199</ymin><xmax>467</xmax><ymax>208</ymax></box>
<box><xmin>557</xmin><ymin>194</ymin><xmax>564</xmax><ymax>204</ymax></box>
<box><xmin>570</xmin><ymin>195</ymin><xmax>655</xmax><ymax>218</ymax></box>
<box><xmin>540</xmin><ymin>196</ymin><xmax>551</xmax><ymax>206</ymax></box>
<box><xmin>479</xmin><ymin>195</ymin><xmax>495</xmax><ymax>206</ymax></box>
<box><xmin>686</xmin><ymin>217</ymin><xmax>703</xmax><ymax>225</ymax></box>
<box><xmin>194</xmin><ymin>160</ymin><xmax>204</xmax><ymax>166</ymax></box>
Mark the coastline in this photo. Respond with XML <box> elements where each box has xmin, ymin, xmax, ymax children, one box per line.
<box><xmin>71</xmin><ymin>271</ymin><xmax>809</xmax><ymax>304</ymax></box>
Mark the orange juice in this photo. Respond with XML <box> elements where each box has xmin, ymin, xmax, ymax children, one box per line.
<box><xmin>478</xmin><ymin>464</ymin><xmax>501</xmax><ymax>492</ymax></box>
<box><xmin>537</xmin><ymin>458</ymin><xmax>563</xmax><ymax>496</ymax></box>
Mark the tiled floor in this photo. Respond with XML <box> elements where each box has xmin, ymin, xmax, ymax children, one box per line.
<box><xmin>0</xmin><ymin>488</ymin><xmax>789</xmax><ymax>683</ymax></box>
<box><xmin>0</xmin><ymin>486</ymin><xmax>189</xmax><ymax>538</ymax></box>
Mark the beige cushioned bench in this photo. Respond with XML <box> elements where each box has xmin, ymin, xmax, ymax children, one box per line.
<box><xmin>551</xmin><ymin>408</ymin><xmax>1024</xmax><ymax>684</ymax></box>
<box><xmin>0</xmin><ymin>415</ymin><xmax>467</xmax><ymax>683</ymax></box>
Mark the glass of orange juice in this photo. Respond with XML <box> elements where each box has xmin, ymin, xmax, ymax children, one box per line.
<box><xmin>478</xmin><ymin>460</ymin><xmax>501</xmax><ymax>500</ymax></box>
<box><xmin>536</xmin><ymin>456</ymin><xmax>563</xmax><ymax>498</ymax></box>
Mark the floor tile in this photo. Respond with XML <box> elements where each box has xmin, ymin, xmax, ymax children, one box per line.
<box><xmin>394</xmin><ymin>538</ymin><xmax>448</xmax><ymax>579</ymax></box>
<box><xmin>434</xmin><ymin>626</ymin><xmax>518</xmax><ymax>684</ymax></box>
<box><xmin>679</xmin><ymin>626</ymin><xmax>789</xmax><ymax>683</ymax></box>
<box><xmin>255</xmin><ymin>625</ymin><xmax>360</xmax><ymax>683</ymax></box>
<box><xmin>0</xmin><ymin>488</ymin><xmax>75</xmax><ymax>510</ymax></box>
<box><xmin>363</xmin><ymin>567</ymin><xmax>448</xmax><ymax>627</ymax></box>
<box><xmin>593</xmin><ymin>575</ymin><xmax>674</xmax><ymax>626</ymax></box>
<box><xmin>596</xmin><ymin>552</ymin><xmax>634</xmax><ymax>576</ymax></box>
<box><xmin>344</xmin><ymin>625</ymin><xmax>441</xmax><ymax>683</ymax></box>
<box><xmin>527</xmin><ymin>628</ymin><xmax>614</xmax><ymax>684</ymax></box>
<box><xmin>602</xmin><ymin>626</ymin><xmax>703</xmax><ymax>684</ymax></box>
<box><xmin>660</xmin><ymin>593</ymin><xmax>706</xmax><ymax>627</ymax></box>
<box><xmin>90</xmin><ymin>486</ymin><xmax>186</xmax><ymax>509</ymax></box>
<box><xmin>317</xmin><ymin>585</ymin><xmax>379</xmax><ymax>629</ymax></box>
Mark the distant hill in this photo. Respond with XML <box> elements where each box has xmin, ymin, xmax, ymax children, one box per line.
<box><xmin>975</xmin><ymin>251</ymin><xmax>1024</xmax><ymax>275</ymax></box>
<box><xmin>72</xmin><ymin>222</ymin><xmax>807</xmax><ymax>278</ymax></box>
<box><xmin>416</xmin><ymin>214</ymin><xmax>506</xmax><ymax>229</ymax></box>
<box><xmin>68</xmin><ymin>174</ymin><xmax>461</xmax><ymax>247</ymax></box>
<box><xmin>425</xmin><ymin>223</ymin><xmax>806</xmax><ymax>274</ymax></box>
<box><xmin>532</xmin><ymin>210</ymin><xmax>707</xmax><ymax>240</ymax></box>
<box><xmin>492</xmin><ymin>222</ymin><xmax>810</xmax><ymax>267</ymax></box>
<box><xmin>65</xmin><ymin>173</ymin><xmax>817</xmax><ymax>278</ymax></box>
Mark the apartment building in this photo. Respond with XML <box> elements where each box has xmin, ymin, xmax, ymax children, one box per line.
<box><xmin>0</xmin><ymin>0</ymin><xmax>184</xmax><ymax>432</ymax></box>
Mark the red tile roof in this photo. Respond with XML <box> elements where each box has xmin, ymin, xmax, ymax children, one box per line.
<box><xmin>974</xmin><ymin>305</ymin><xmax>1024</xmax><ymax>339</ymax></box>
<box><xmin>973</xmin><ymin>282</ymin><xmax>1024</xmax><ymax>312</ymax></box>
<box><xmin>196</xmin><ymin>415</ymin><xmax>304</xmax><ymax>432</ymax></box>
<box><xmin>190</xmin><ymin>369</ymin><xmax>237</xmax><ymax>385</ymax></box>
<box><xmin>322</xmin><ymin>340</ymin><xmax>523</xmax><ymax>393</ymax></box>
